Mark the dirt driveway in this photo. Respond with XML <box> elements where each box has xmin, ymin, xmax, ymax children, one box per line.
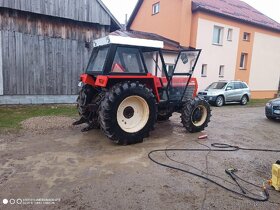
<box><xmin>0</xmin><ymin>106</ymin><xmax>280</xmax><ymax>210</ymax></box>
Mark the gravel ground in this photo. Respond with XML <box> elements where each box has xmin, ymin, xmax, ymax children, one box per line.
<box><xmin>21</xmin><ymin>116</ymin><xmax>76</xmax><ymax>134</ymax></box>
<box><xmin>0</xmin><ymin>106</ymin><xmax>280</xmax><ymax>210</ymax></box>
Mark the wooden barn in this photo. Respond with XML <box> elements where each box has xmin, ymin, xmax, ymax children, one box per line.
<box><xmin>0</xmin><ymin>0</ymin><xmax>121</xmax><ymax>104</ymax></box>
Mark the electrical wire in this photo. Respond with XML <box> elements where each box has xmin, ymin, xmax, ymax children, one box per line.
<box><xmin>148</xmin><ymin>143</ymin><xmax>280</xmax><ymax>202</ymax></box>
<box><xmin>164</xmin><ymin>143</ymin><xmax>271</xmax><ymax>198</ymax></box>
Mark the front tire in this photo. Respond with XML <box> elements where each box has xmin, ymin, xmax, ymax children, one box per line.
<box><xmin>99</xmin><ymin>82</ymin><xmax>157</xmax><ymax>145</ymax></box>
<box><xmin>215</xmin><ymin>96</ymin><xmax>224</xmax><ymax>107</ymax></box>
<box><xmin>266</xmin><ymin>115</ymin><xmax>275</xmax><ymax>120</ymax></box>
<box><xmin>181</xmin><ymin>98</ymin><xmax>211</xmax><ymax>133</ymax></box>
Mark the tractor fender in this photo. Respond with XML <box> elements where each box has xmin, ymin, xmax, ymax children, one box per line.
<box><xmin>95</xmin><ymin>75</ymin><xmax>161</xmax><ymax>102</ymax></box>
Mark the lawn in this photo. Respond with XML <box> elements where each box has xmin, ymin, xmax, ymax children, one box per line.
<box><xmin>247</xmin><ymin>98</ymin><xmax>271</xmax><ymax>107</ymax></box>
<box><xmin>0</xmin><ymin>105</ymin><xmax>77</xmax><ymax>133</ymax></box>
<box><xmin>0</xmin><ymin>98</ymin><xmax>272</xmax><ymax>133</ymax></box>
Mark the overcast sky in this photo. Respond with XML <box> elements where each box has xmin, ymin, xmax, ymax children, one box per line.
<box><xmin>102</xmin><ymin>0</ymin><xmax>280</xmax><ymax>24</ymax></box>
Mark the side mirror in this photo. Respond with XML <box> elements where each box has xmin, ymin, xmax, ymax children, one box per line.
<box><xmin>226</xmin><ymin>87</ymin><xmax>232</xmax><ymax>91</ymax></box>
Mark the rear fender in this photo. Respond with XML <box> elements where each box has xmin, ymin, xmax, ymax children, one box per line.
<box><xmin>95</xmin><ymin>75</ymin><xmax>161</xmax><ymax>102</ymax></box>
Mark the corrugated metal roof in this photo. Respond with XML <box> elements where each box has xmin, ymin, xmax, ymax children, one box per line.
<box><xmin>110</xmin><ymin>30</ymin><xmax>190</xmax><ymax>51</ymax></box>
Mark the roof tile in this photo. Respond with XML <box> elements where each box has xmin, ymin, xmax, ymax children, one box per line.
<box><xmin>192</xmin><ymin>0</ymin><xmax>280</xmax><ymax>31</ymax></box>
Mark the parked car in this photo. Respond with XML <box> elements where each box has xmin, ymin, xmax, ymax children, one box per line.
<box><xmin>265</xmin><ymin>98</ymin><xmax>280</xmax><ymax>120</ymax></box>
<box><xmin>198</xmin><ymin>81</ymin><xmax>251</xmax><ymax>107</ymax></box>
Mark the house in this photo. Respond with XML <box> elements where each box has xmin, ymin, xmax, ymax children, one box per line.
<box><xmin>127</xmin><ymin>0</ymin><xmax>280</xmax><ymax>99</ymax></box>
<box><xmin>0</xmin><ymin>0</ymin><xmax>121</xmax><ymax>104</ymax></box>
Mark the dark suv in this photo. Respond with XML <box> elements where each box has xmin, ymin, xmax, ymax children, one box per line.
<box><xmin>198</xmin><ymin>81</ymin><xmax>251</xmax><ymax>107</ymax></box>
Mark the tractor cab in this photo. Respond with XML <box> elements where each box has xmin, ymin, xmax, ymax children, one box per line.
<box><xmin>75</xmin><ymin>35</ymin><xmax>211</xmax><ymax>145</ymax></box>
<box><xmin>82</xmin><ymin>35</ymin><xmax>200</xmax><ymax>103</ymax></box>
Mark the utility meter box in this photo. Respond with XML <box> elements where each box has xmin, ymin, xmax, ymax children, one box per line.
<box><xmin>272</xmin><ymin>163</ymin><xmax>280</xmax><ymax>191</ymax></box>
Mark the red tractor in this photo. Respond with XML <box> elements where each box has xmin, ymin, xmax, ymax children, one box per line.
<box><xmin>73</xmin><ymin>35</ymin><xmax>211</xmax><ymax>145</ymax></box>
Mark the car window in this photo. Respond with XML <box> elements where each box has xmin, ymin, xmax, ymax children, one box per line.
<box><xmin>226</xmin><ymin>82</ymin><xmax>234</xmax><ymax>90</ymax></box>
<box><xmin>206</xmin><ymin>82</ymin><xmax>227</xmax><ymax>90</ymax></box>
<box><xmin>234</xmin><ymin>82</ymin><xmax>242</xmax><ymax>89</ymax></box>
<box><xmin>241</xmin><ymin>82</ymin><xmax>248</xmax><ymax>89</ymax></box>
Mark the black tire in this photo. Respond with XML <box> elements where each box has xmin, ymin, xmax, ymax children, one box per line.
<box><xmin>181</xmin><ymin>97</ymin><xmax>211</xmax><ymax>133</ymax></box>
<box><xmin>89</xmin><ymin>91</ymin><xmax>105</xmax><ymax>129</ymax></box>
<box><xmin>99</xmin><ymin>81</ymin><xmax>157</xmax><ymax>145</ymax></box>
<box><xmin>76</xmin><ymin>86</ymin><xmax>104</xmax><ymax>129</ymax></box>
<box><xmin>215</xmin><ymin>95</ymin><xmax>224</xmax><ymax>107</ymax></box>
<box><xmin>266</xmin><ymin>115</ymin><xmax>275</xmax><ymax>120</ymax></box>
<box><xmin>240</xmin><ymin>95</ymin><xmax>248</xmax><ymax>105</ymax></box>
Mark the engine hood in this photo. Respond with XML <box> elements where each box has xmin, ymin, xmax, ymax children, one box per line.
<box><xmin>202</xmin><ymin>89</ymin><xmax>224</xmax><ymax>96</ymax></box>
<box><xmin>269</xmin><ymin>97</ymin><xmax>280</xmax><ymax>105</ymax></box>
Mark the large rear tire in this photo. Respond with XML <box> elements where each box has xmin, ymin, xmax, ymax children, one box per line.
<box><xmin>99</xmin><ymin>82</ymin><xmax>157</xmax><ymax>145</ymax></box>
<box><xmin>181</xmin><ymin>97</ymin><xmax>211</xmax><ymax>133</ymax></box>
<box><xmin>75</xmin><ymin>85</ymin><xmax>104</xmax><ymax>129</ymax></box>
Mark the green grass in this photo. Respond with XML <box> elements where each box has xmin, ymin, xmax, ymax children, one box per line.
<box><xmin>0</xmin><ymin>105</ymin><xmax>78</xmax><ymax>133</ymax></box>
<box><xmin>247</xmin><ymin>98</ymin><xmax>271</xmax><ymax>107</ymax></box>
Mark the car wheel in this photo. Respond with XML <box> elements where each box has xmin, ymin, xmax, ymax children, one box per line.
<box><xmin>266</xmin><ymin>115</ymin><xmax>275</xmax><ymax>120</ymax></box>
<box><xmin>215</xmin><ymin>96</ymin><xmax>224</xmax><ymax>107</ymax></box>
<box><xmin>240</xmin><ymin>95</ymin><xmax>248</xmax><ymax>105</ymax></box>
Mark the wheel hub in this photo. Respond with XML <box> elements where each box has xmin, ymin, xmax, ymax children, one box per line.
<box><xmin>123</xmin><ymin>106</ymin><xmax>134</xmax><ymax>119</ymax></box>
<box><xmin>193</xmin><ymin>108</ymin><xmax>203</xmax><ymax>122</ymax></box>
<box><xmin>117</xmin><ymin>96</ymin><xmax>149</xmax><ymax>133</ymax></box>
<box><xmin>191</xmin><ymin>105</ymin><xmax>207</xmax><ymax>127</ymax></box>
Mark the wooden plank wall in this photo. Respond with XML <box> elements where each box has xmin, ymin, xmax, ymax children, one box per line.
<box><xmin>0</xmin><ymin>8</ymin><xmax>108</xmax><ymax>42</ymax></box>
<box><xmin>0</xmin><ymin>9</ymin><xmax>110</xmax><ymax>95</ymax></box>
<box><xmin>0</xmin><ymin>0</ymin><xmax>111</xmax><ymax>25</ymax></box>
<box><xmin>2</xmin><ymin>30</ymin><xmax>94</xmax><ymax>95</ymax></box>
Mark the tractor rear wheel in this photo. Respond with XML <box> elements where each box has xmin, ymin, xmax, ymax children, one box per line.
<box><xmin>74</xmin><ymin>86</ymin><xmax>104</xmax><ymax>130</ymax></box>
<box><xmin>99</xmin><ymin>82</ymin><xmax>157</xmax><ymax>145</ymax></box>
<box><xmin>181</xmin><ymin>97</ymin><xmax>211</xmax><ymax>133</ymax></box>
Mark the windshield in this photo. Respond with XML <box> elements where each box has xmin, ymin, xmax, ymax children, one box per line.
<box><xmin>206</xmin><ymin>82</ymin><xmax>227</xmax><ymax>90</ymax></box>
<box><xmin>86</xmin><ymin>47</ymin><xmax>109</xmax><ymax>73</ymax></box>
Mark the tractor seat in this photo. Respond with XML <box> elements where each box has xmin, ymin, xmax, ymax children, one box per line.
<box><xmin>112</xmin><ymin>63</ymin><xmax>126</xmax><ymax>73</ymax></box>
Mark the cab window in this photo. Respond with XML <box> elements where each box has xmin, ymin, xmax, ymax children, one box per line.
<box><xmin>111</xmin><ymin>47</ymin><xmax>145</xmax><ymax>73</ymax></box>
<box><xmin>86</xmin><ymin>47</ymin><xmax>109</xmax><ymax>73</ymax></box>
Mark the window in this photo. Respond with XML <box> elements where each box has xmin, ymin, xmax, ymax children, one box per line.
<box><xmin>234</xmin><ymin>82</ymin><xmax>242</xmax><ymax>89</ymax></box>
<box><xmin>207</xmin><ymin>82</ymin><xmax>227</xmax><ymax>90</ymax></box>
<box><xmin>86</xmin><ymin>47</ymin><xmax>109</xmax><ymax>72</ymax></box>
<box><xmin>240</xmin><ymin>82</ymin><xmax>248</xmax><ymax>89</ymax></box>
<box><xmin>243</xmin><ymin>32</ymin><xmax>250</xmax><ymax>41</ymax></box>
<box><xmin>226</xmin><ymin>82</ymin><xmax>234</xmax><ymax>90</ymax></box>
<box><xmin>219</xmin><ymin>65</ymin><xmax>225</xmax><ymax>77</ymax></box>
<box><xmin>213</xmin><ymin>26</ymin><xmax>224</xmax><ymax>45</ymax></box>
<box><xmin>152</xmin><ymin>2</ymin><xmax>160</xmax><ymax>15</ymax></box>
<box><xmin>111</xmin><ymin>47</ymin><xmax>145</xmax><ymax>73</ymax></box>
<box><xmin>201</xmin><ymin>64</ymin><xmax>207</xmax><ymax>77</ymax></box>
<box><xmin>240</xmin><ymin>53</ymin><xmax>248</xmax><ymax>69</ymax></box>
<box><xmin>227</xmin><ymin>29</ymin><xmax>233</xmax><ymax>41</ymax></box>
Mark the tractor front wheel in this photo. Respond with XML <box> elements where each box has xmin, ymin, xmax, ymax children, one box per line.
<box><xmin>181</xmin><ymin>97</ymin><xmax>211</xmax><ymax>133</ymax></box>
<box><xmin>99</xmin><ymin>82</ymin><xmax>157</xmax><ymax>145</ymax></box>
